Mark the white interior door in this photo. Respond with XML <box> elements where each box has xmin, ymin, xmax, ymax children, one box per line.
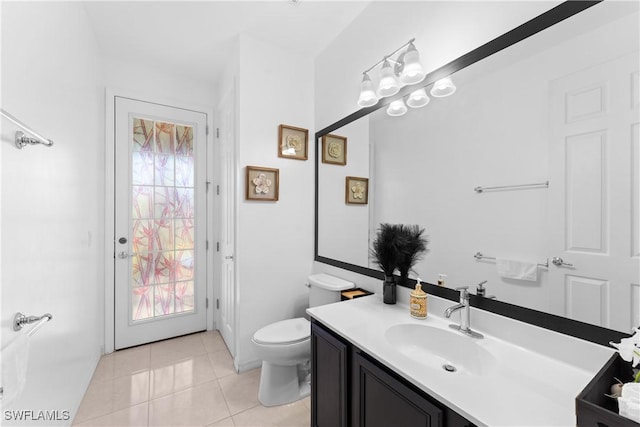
<box><xmin>114</xmin><ymin>97</ymin><xmax>208</xmax><ymax>349</ymax></box>
<box><xmin>216</xmin><ymin>87</ymin><xmax>236</xmax><ymax>356</ymax></box>
<box><xmin>548</xmin><ymin>52</ymin><xmax>640</xmax><ymax>332</ymax></box>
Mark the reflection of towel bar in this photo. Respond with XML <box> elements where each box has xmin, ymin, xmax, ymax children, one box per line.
<box><xmin>474</xmin><ymin>181</ymin><xmax>549</xmax><ymax>193</ymax></box>
<box><xmin>13</xmin><ymin>312</ymin><xmax>53</xmax><ymax>336</ymax></box>
<box><xmin>474</xmin><ymin>252</ymin><xmax>548</xmax><ymax>268</ymax></box>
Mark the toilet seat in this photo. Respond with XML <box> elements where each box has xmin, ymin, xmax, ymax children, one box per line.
<box><xmin>253</xmin><ymin>318</ymin><xmax>310</xmax><ymax>345</ymax></box>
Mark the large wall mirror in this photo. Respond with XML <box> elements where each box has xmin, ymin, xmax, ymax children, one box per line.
<box><xmin>316</xmin><ymin>1</ymin><xmax>639</xmax><ymax>344</ymax></box>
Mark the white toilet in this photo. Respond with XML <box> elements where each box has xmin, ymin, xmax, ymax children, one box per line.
<box><xmin>252</xmin><ymin>273</ymin><xmax>355</xmax><ymax>407</ymax></box>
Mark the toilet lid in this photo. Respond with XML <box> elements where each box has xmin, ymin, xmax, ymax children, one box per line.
<box><xmin>253</xmin><ymin>318</ymin><xmax>310</xmax><ymax>345</ymax></box>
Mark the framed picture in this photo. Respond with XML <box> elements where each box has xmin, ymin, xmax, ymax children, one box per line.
<box><xmin>345</xmin><ymin>176</ymin><xmax>368</xmax><ymax>205</ymax></box>
<box><xmin>321</xmin><ymin>134</ymin><xmax>347</xmax><ymax>166</ymax></box>
<box><xmin>246</xmin><ymin>166</ymin><xmax>279</xmax><ymax>201</ymax></box>
<box><xmin>278</xmin><ymin>124</ymin><xmax>308</xmax><ymax>160</ymax></box>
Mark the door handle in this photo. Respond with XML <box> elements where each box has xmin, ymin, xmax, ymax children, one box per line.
<box><xmin>552</xmin><ymin>257</ymin><xmax>573</xmax><ymax>267</ymax></box>
<box><xmin>117</xmin><ymin>251</ymin><xmax>135</xmax><ymax>259</ymax></box>
<box><xmin>224</xmin><ymin>255</ymin><xmax>234</xmax><ymax>260</ymax></box>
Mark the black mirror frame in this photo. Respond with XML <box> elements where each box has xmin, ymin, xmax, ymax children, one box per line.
<box><xmin>314</xmin><ymin>0</ymin><xmax>630</xmax><ymax>346</ymax></box>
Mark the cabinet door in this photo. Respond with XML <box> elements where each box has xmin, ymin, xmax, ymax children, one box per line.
<box><xmin>311</xmin><ymin>322</ymin><xmax>348</xmax><ymax>427</ymax></box>
<box><xmin>353</xmin><ymin>351</ymin><xmax>443</xmax><ymax>427</ymax></box>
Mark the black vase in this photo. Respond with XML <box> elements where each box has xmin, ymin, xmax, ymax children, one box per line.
<box><xmin>397</xmin><ymin>273</ymin><xmax>410</xmax><ymax>288</ymax></box>
<box><xmin>383</xmin><ymin>276</ymin><xmax>396</xmax><ymax>304</ymax></box>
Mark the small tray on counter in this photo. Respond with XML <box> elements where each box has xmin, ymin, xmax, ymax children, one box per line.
<box><xmin>576</xmin><ymin>353</ymin><xmax>639</xmax><ymax>427</ymax></box>
<box><xmin>341</xmin><ymin>288</ymin><xmax>374</xmax><ymax>301</ymax></box>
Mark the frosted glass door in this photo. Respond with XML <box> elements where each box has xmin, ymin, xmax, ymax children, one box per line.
<box><xmin>114</xmin><ymin>97</ymin><xmax>207</xmax><ymax>349</ymax></box>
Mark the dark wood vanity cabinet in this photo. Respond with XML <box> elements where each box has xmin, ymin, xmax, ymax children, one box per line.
<box><xmin>311</xmin><ymin>320</ymin><xmax>475</xmax><ymax>427</ymax></box>
<box><xmin>311</xmin><ymin>320</ymin><xmax>349</xmax><ymax>427</ymax></box>
<box><xmin>352</xmin><ymin>351</ymin><xmax>443</xmax><ymax>426</ymax></box>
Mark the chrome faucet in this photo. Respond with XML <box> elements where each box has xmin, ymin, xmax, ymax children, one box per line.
<box><xmin>445</xmin><ymin>286</ymin><xmax>483</xmax><ymax>338</ymax></box>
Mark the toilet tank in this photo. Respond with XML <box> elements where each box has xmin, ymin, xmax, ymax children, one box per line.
<box><xmin>308</xmin><ymin>273</ymin><xmax>355</xmax><ymax>307</ymax></box>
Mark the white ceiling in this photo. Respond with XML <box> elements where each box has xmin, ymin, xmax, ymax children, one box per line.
<box><xmin>83</xmin><ymin>1</ymin><xmax>370</xmax><ymax>84</ymax></box>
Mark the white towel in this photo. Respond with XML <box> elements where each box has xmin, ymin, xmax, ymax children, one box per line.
<box><xmin>619</xmin><ymin>382</ymin><xmax>640</xmax><ymax>423</ymax></box>
<box><xmin>496</xmin><ymin>258</ymin><xmax>538</xmax><ymax>281</ymax></box>
<box><xmin>1</xmin><ymin>333</ymin><xmax>30</xmax><ymax>407</ymax></box>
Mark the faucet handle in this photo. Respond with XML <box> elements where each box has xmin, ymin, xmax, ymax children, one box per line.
<box><xmin>455</xmin><ymin>286</ymin><xmax>469</xmax><ymax>300</ymax></box>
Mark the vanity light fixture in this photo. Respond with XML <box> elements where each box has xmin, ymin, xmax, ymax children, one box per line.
<box><xmin>357</xmin><ymin>38</ymin><xmax>426</xmax><ymax>108</ymax></box>
<box><xmin>357</xmin><ymin>38</ymin><xmax>456</xmax><ymax>116</ymax></box>
<box><xmin>387</xmin><ymin>99</ymin><xmax>408</xmax><ymax>117</ymax></box>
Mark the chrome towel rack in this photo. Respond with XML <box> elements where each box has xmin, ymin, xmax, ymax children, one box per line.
<box><xmin>0</xmin><ymin>108</ymin><xmax>55</xmax><ymax>149</ymax></box>
<box><xmin>13</xmin><ymin>312</ymin><xmax>53</xmax><ymax>336</ymax></box>
<box><xmin>474</xmin><ymin>180</ymin><xmax>548</xmax><ymax>193</ymax></box>
<box><xmin>474</xmin><ymin>252</ymin><xmax>549</xmax><ymax>268</ymax></box>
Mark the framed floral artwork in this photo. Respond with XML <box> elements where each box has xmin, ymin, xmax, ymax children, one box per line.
<box><xmin>278</xmin><ymin>124</ymin><xmax>308</xmax><ymax>160</ymax></box>
<box><xmin>345</xmin><ymin>176</ymin><xmax>368</xmax><ymax>205</ymax></box>
<box><xmin>321</xmin><ymin>134</ymin><xmax>347</xmax><ymax>166</ymax></box>
<box><xmin>246</xmin><ymin>166</ymin><xmax>279</xmax><ymax>201</ymax></box>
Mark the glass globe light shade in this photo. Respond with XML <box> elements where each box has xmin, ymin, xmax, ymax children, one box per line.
<box><xmin>387</xmin><ymin>99</ymin><xmax>408</xmax><ymax>117</ymax></box>
<box><xmin>357</xmin><ymin>73</ymin><xmax>378</xmax><ymax>107</ymax></box>
<box><xmin>399</xmin><ymin>43</ymin><xmax>425</xmax><ymax>85</ymax></box>
<box><xmin>430</xmin><ymin>76</ymin><xmax>457</xmax><ymax>97</ymax></box>
<box><xmin>407</xmin><ymin>88</ymin><xmax>430</xmax><ymax>108</ymax></box>
<box><xmin>377</xmin><ymin>60</ymin><xmax>400</xmax><ymax>98</ymax></box>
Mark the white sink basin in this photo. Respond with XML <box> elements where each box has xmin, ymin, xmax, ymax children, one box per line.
<box><xmin>384</xmin><ymin>323</ymin><xmax>498</xmax><ymax>376</ymax></box>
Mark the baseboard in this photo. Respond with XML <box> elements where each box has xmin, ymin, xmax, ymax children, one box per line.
<box><xmin>236</xmin><ymin>359</ymin><xmax>262</xmax><ymax>374</ymax></box>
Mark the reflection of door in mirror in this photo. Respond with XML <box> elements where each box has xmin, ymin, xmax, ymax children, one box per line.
<box><xmin>548</xmin><ymin>52</ymin><xmax>640</xmax><ymax>332</ymax></box>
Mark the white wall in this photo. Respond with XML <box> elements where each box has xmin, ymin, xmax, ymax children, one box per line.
<box><xmin>233</xmin><ymin>35</ymin><xmax>315</xmax><ymax>370</ymax></box>
<box><xmin>103</xmin><ymin>57</ymin><xmax>217</xmax><ymax>109</ymax></box>
<box><xmin>1</xmin><ymin>2</ymin><xmax>104</xmax><ymax>424</ymax></box>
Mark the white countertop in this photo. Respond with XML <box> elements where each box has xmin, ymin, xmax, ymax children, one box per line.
<box><xmin>307</xmin><ymin>294</ymin><xmax>614</xmax><ymax>427</ymax></box>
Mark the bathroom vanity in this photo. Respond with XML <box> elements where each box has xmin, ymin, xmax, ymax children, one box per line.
<box><xmin>311</xmin><ymin>319</ymin><xmax>472</xmax><ymax>427</ymax></box>
<box><xmin>307</xmin><ymin>294</ymin><xmax>614</xmax><ymax>427</ymax></box>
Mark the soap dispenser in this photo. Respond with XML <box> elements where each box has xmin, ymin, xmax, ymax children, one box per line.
<box><xmin>437</xmin><ymin>274</ymin><xmax>447</xmax><ymax>287</ymax></box>
<box><xmin>476</xmin><ymin>280</ymin><xmax>488</xmax><ymax>297</ymax></box>
<box><xmin>410</xmin><ymin>279</ymin><xmax>427</xmax><ymax>319</ymax></box>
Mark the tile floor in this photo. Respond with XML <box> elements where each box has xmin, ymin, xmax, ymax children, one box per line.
<box><xmin>73</xmin><ymin>331</ymin><xmax>310</xmax><ymax>427</ymax></box>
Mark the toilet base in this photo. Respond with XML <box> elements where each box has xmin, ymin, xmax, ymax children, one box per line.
<box><xmin>257</xmin><ymin>360</ymin><xmax>310</xmax><ymax>407</ymax></box>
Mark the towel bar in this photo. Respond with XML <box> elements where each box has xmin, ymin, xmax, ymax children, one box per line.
<box><xmin>474</xmin><ymin>252</ymin><xmax>549</xmax><ymax>268</ymax></box>
<box><xmin>13</xmin><ymin>312</ymin><xmax>53</xmax><ymax>335</ymax></box>
<box><xmin>474</xmin><ymin>181</ymin><xmax>549</xmax><ymax>193</ymax></box>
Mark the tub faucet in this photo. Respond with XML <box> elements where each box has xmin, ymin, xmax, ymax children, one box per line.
<box><xmin>445</xmin><ymin>286</ymin><xmax>483</xmax><ymax>339</ymax></box>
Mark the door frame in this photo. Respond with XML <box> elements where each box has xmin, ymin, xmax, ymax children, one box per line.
<box><xmin>213</xmin><ymin>83</ymin><xmax>239</xmax><ymax>359</ymax></box>
<box><xmin>104</xmin><ymin>88</ymin><xmax>215</xmax><ymax>354</ymax></box>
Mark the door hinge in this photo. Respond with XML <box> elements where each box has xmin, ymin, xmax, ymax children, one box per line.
<box><xmin>216</xmin><ymin>242</ymin><xmax>220</xmax><ymax>252</ymax></box>
<box><xmin>216</xmin><ymin>128</ymin><xmax>220</xmax><ymax>138</ymax></box>
<box><xmin>206</xmin><ymin>124</ymin><xmax>209</xmax><ymax>136</ymax></box>
<box><xmin>206</xmin><ymin>181</ymin><xmax>211</xmax><ymax>193</ymax></box>
<box><xmin>206</xmin><ymin>298</ymin><xmax>209</xmax><ymax>309</ymax></box>
<box><xmin>216</xmin><ymin>299</ymin><xmax>220</xmax><ymax>309</ymax></box>
<box><xmin>216</xmin><ymin>185</ymin><xmax>220</xmax><ymax>195</ymax></box>
<box><xmin>206</xmin><ymin>240</ymin><xmax>209</xmax><ymax>250</ymax></box>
